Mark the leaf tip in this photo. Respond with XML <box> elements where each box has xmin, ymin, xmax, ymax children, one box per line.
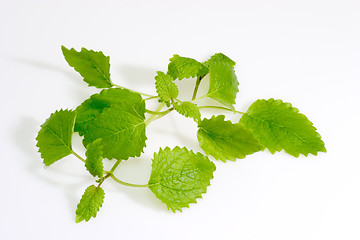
<box><xmin>75</xmin><ymin>215</ymin><xmax>84</xmax><ymax>223</ymax></box>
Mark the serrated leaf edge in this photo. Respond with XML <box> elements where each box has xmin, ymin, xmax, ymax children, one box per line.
<box><xmin>61</xmin><ymin>45</ymin><xmax>113</xmax><ymax>88</ymax></box>
<box><xmin>198</xmin><ymin>115</ymin><xmax>265</xmax><ymax>162</ymax></box>
<box><xmin>241</xmin><ymin>98</ymin><xmax>326</xmax><ymax>157</ymax></box>
<box><xmin>206</xmin><ymin>62</ymin><xmax>239</xmax><ymax>110</ymax></box>
<box><xmin>82</xmin><ymin>104</ymin><xmax>147</xmax><ymax>160</ymax></box>
<box><xmin>75</xmin><ymin>185</ymin><xmax>105</xmax><ymax>223</ymax></box>
<box><xmin>74</xmin><ymin>88</ymin><xmax>145</xmax><ymax>137</ymax></box>
<box><xmin>173</xmin><ymin>101</ymin><xmax>201</xmax><ymax>122</ymax></box>
<box><xmin>149</xmin><ymin>146</ymin><xmax>215</xmax><ymax>212</ymax></box>
<box><xmin>36</xmin><ymin>109</ymin><xmax>76</xmax><ymax>166</ymax></box>
<box><xmin>167</xmin><ymin>54</ymin><xmax>209</xmax><ymax>80</ymax></box>
<box><xmin>85</xmin><ymin>138</ymin><xmax>104</xmax><ymax>178</ymax></box>
<box><xmin>155</xmin><ymin>71</ymin><xmax>179</xmax><ymax>104</ymax></box>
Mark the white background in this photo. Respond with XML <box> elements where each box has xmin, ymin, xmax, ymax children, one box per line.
<box><xmin>1</xmin><ymin>0</ymin><xmax>359</xmax><ymax>239</ymax></box>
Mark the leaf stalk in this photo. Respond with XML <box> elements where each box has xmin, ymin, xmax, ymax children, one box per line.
<box><xmin>191</xmin><ymin>75</ymin><xmax>204</xmax><ymax>101</ymax></box>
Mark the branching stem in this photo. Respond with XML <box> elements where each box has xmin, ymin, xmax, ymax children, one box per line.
<box><xmin>97</xmin><ymin>160</ymin><xmax>148</xmax><ymax>187</ymax></box>
<box><xmin>145</xmin><ymin>107</ymin><xmax>174</xmax><ymax>126</ymax></box>
<box><xmin>109</xmin><ymin>160</ymin><xmax>122</xmax><ymax>174</ymax></box>
<box><xmin>72</xmin><ymin>146</ymin><xmax>148</xmax><ymax>188</ymax></box>
<box><xmin>192</xmin><ymin>94</ymin><xmax>208</xmax><ymax>103</ymax></box>
<box><xmin>145</xmin><ymin>102</ymin><xmax>174</xmax><ymax>126</ymax></box>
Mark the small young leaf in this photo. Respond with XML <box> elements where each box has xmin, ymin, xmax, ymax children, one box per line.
<box><xmin>36</xmin><ymin>109</ymin><xmax>76</xmax><ymax>166</ymax></box>
<box><xmin>83</xmin><ymin>103</ymin><xmax>146</xmax><ymax>160</ymax></box>
<box><xmin>61</xmin><ymin>46</ymin><xmax>113</xmax><ymax>88</ymax></box>
<box><xmin>148</xmin><ymin>147</ymin><xmax>216</xmax><ymax>212</ymax></box>
<box><xmin>85</xmin><ymin>138</ymin><xmax>104</xmax><ymax>178</ymax></box>
<box><xmin>206</xmin><ymin>61</ymin><xmax>239</xmax><ymax>109</ymax></box>
<box><xmin>167</xmin><ymin>54</ymin><xmax>209</xmax><ymax>80</ymax></box>
<box><xmin>75</xmin><ymin>88</ymin><xmax>145</xmax><ymax>136</ymax></box>
<box><xmin>75</xmin><ymin>185</ymin><xmax>105</xmax><ymax>223</ymax></box>
<box><xmin>173</xmin><ymin>101</ymin><xmax>201</xmax><ymax>122</ymax></box>
<box><xmin>197</xmin><ymin>115</ymin><xmax>264</xmax><ymax>162</ymax></box>
<box><xmin>239</xmin><ymin>98</ymin><xmax>327</xmax><ymax>157</ymax></box>
<box><xmin>203</xmin><ymin>53</ymin><xmax>236</xmax><ymax>68</ymax></box>
<box><xmin>155</xmin><ymin>71</ymin><xmax>179</xmax><ymax>104</ymax></box>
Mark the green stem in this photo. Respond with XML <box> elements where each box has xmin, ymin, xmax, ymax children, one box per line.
<box><xmin>71</xmin><ymin>150</ymin><xmax>86</xmax><ymax>163</ymax></box>
<box><xmin>101</xmin><ymin>160</ymin><xmax>148</xmax><ymax>187</ymax></box>
<box><xmin>97</xmin><ymin>173</ymin><xmax>111</xmax><ymax>188</ymax></box>
<box><xmin>145</xmin><ymin>107</ymin><xmax>174</xmax><ymax>126</ymax></box>
<box><xmin>113</xmin><ymin>84</ymin><xmax>154</xmax><ymax>97</ymax></box>
<box><xmin>144</xmin><ymin>96</ymin><xmax>159</xmax><ymax>101</ymax></box>
<box><xmin>109</xmin><ymin>160</ymin><xmax>122</xmax><ymax>174</ymax></box>
<box><xmin>146</xmin><ymin>108</ymin><xmax>172</xmax><ymax>115</ymax></box>
<box><xmin>72</xmin><ymin>141</ymin><xmax>148</xmax><ymax>188</ymax></box>
<box><xmin>110</xmin><ymin>175</ymin><xmax>148</xmax><ymax>188</ymax></box>
<box><xmin>192</xmin><ymin>94</ymin><xmax>208</xmax><ymax>103</ymax></box>
<box><xmin>145</xmin><ymin>102</ymin><xmax>169</xmax><ymax>126</ymax></box>
<box><xmin>198</xmin><ymin>105</ymin><xmax>246</xmax><ymax>115</ymax></box>
<box><xmin>191</xmin><ymin>75</ymin><xmax>204</xmax><ymax>101</ymax></box>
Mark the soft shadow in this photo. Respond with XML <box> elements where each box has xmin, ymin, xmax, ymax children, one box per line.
<box><xmin>11</xmin><ymin>57</ymin><xmax>76</xmax><ymax>80</ymax></box>
<box><xmin>13</xmin><ymin>116</ymin><xmax>82</xmax><ymax>177</ymax></box>
<box><xmin>170</xmin><ymin>116</ymin><xmax>199</xmax><ymax>148</ymax></box>
<box><xmin>13</xmin><ymin>116</ymin><xmax>91</xmax><ymax>211</ymax></box>
<box><xmin>109</xmin><ymin>183</ymin><xmax>168</xmax><ymax>213</ymax></box>
<box><xmin>117</xmin><ymin>64</ymin><xmax>157</xmax><ymax>90</ymax></box>
<box><xmin>14</xmin><ymin>117</ymin><xmax>41</xmax><ymax>163</ymax></box>
<box><xmin>155</xmin><ymin>119</ymin><xmax>199</xmax><ymax>150</ymax></box>
<box><xmin>13</xmin><ymin>57</ymin><xmax>99</xmax><ymax>105</ymax></box>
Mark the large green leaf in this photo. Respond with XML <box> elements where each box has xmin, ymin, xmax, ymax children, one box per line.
<box><xmin>206</xmin><ymin>61</ymin><xmax>239</xmax><ymax>109</ymax></box>
<box><xmin>148</xmin><ymin>147</ymin><xmax>216</xmax><ymax>212</ymax></box>
<box><xmin>36</xmin><ymin>109</ymin><xmax>76</xmax><ymax>166</ymax></box>
<box><xmin>167</xmin><ymin>54</ymin><xmax>209</xmax><ymax>80</ymax></box>
<box><xmin>61</xmin><ymin>46</ymin><xmax>113</xmax><ymax>88</ymax></box>
<box><xmin>197</xmin><ymin>115</ymin><xmax>264</xmax><ymax>162</ymax></box>
<box><xmin>82</xmin><ymin>103</ymin><xmax>146</xmax><ymax>160</ymax></box>
<box><xmin>75</xmin><ymin>185</ymin><xmax>105</xmax><ymax>223</ymax></box>
<box><xmin>239</xmin><ymin>98</ymin><xmax>326</xmax><ymax>157</ymax></box>
<box><xmin>74</xmin><ymin>88</ymin><xmax>145</xmax><ymax>136</ymax></box>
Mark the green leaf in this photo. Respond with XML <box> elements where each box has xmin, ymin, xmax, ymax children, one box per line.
<box><xmin>75</xmin><ymin>185</ymin><xmax>105</xmax><ymax>223</ymax></box>
<box><xmin>85</xmin><ymin>138</ymin><xmax>104</xmax><ymax>178</ymax></box>
<box><xmin>155</xmin><ymin>71</ymin><xmax>179</xmax><ymax>104</ymax></box>
<box><xmin>148</xmin><ymin>147</ymin><xmax>216</xmax><ymax>212</ymax></box>
<box><xmin>36</xmin><ymin>109</ymin><xmax>76</xmax><ymax>166</ymax></box>
<box><xmin>167</xmin><ymin>54</ymin><xmax>209</xmax><ymax>80</ymax></box>
<box><xmin>173</xmin><ymin>101</ymin><xmax>201</xmax><ymax>122</ymax></box>
<box><xmin>83</xmin><ymin>103</ymin><xmax>146</xmax><ymax>160</ymax></box>
<box><xmin>206</xmin><ymin>61</ymin><xmax>239</xmax><ymax>109</ymax></box>
<box><xmin>75</xmin><ymin>88</ymin><xmax>145</xmax><ymax>136</ymax></box>
<box><xmin>61</xmin><ymin>46</ymin><xmax>113</xmax><ymax>88</ymax></box>
<box><xmin>239</xmin><ymin>98</ymin><xmax>327</xmax><ymax>157</ymax></box>
<box><xmin>203</xmin><ymin>53</ymin><xmax>236</xmax><ymax>68</ymax></box>
<box><xmin>197</xmin><ymin>115</ymin><xmax>264</xmax><ymax>162</ymax></box>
